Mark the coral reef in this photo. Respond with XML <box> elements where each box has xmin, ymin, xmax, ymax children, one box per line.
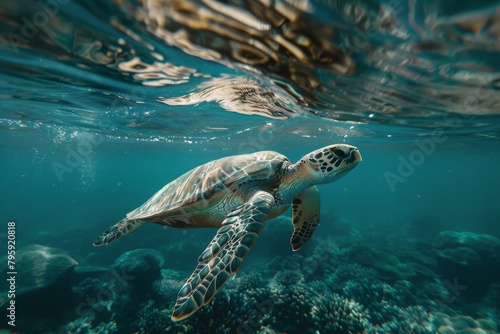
<box><xmin>433</xmin><ymin>313</ymin><xmax>499</xmax><ymax>334</ymax></box>
<box><xmin>112</xmin><ymin>248</ymin><xmax>165</xmax><ymax>289</ymax></box>
<box><xmin>63</xmin><ymin>317</ymin><xmax>118</xmax><ymax>334</ymax></box>
<box><xmin>367</xmin><ymin>305</ymin><xmax>435</xmax><ymax>334</ymax></box>
<box><xmin>432</xmin><ymin>231</ymin><xmax>500</xmax><ymax>300</ymax></box>
<box><xmin>310</xmin><ymin>293</ymin><xmax>369</xmax><ymax>333</ymax></box>
<box><xmin>12</xmin><ymin>230</ymin><xmax>500</xmax><ymax>333</ymax></box>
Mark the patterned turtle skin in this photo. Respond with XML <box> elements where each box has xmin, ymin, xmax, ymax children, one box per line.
<box><xmin>93</xmin><ymin>144</ymin><xmax>362</xmax><ymax>321</ymax></box>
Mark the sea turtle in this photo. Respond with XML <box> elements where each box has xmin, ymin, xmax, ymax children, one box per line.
<box><xmin>93</xmin><ymin>144</ymin><xmax>362</xmax><ymax>320</ymax></box>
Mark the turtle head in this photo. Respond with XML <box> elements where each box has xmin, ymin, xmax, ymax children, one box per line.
<box><xmin>300</xmin><ymin>144</ymin><xmax>362</xmax><ymax>184</ymax></box>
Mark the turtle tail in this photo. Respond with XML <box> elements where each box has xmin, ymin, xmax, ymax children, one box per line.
<box><xmin>93</xmin><ymin>219</ymin><xmax>146</xmax><ymax>246</ymax></box>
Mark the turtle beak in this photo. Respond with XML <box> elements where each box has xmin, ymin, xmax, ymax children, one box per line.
<box><xmin>334</xmin><ymin>146</ymin><xmax>362</xmax><ymax>177</ymax></box>
<box><xmin>345</xmin><ymin>146</ymin><xmax>362</xmax><ymax>164</ymax></box>
<box><xmin>351</xmin><ymin>147</ymin><xmax>362</xmax><ymax>163</ymax></box>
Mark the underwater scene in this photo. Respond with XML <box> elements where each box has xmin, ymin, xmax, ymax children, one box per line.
<box><xmin>1</xmin><ymin>0</ymin><xmax>500</xmax><ymax>333</ymax></box>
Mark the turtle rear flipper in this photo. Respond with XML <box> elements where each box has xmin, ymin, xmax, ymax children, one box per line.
<box><xmin>171</xmin><ymin>191</ymin><xmax>275</xmax><ymax>321</ymax></box>
<box><xmin>93</xmin><ymin>219</ymin><xmax>146</xmax><ymax>246</ymax></box>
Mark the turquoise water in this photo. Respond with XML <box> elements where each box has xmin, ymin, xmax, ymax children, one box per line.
<box><xmin>1</xmin><ymin>0</ymin><xmax>500</xmax><ymax>333</ymax></box>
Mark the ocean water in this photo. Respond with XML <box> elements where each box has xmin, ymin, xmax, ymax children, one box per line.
<box><xmin>1</xmin><ymin>0</ymin><xmax>500</xmax><ymax>333</ymax></box>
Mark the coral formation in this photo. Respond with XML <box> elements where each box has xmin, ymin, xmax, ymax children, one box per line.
<box><xmin>433</xmin><ymin>313</ymin><xmax>499</xmax><ymax>334</ymax></box>
<box><xmin>367</xmin><ymin>305</ymin><xmax>435</xmax><ymax>334</ymax></box>
<box><xmin>433</xmin><ymin>231</ymin><xmax>500</xmax><ymax>300</ymax></box>
<box><xmin>11</xmin><ymin>231</ymin><xmax>500</xmax><ymax>333</ymax></box>
<box><xmin>112</xmin><ymin>248</ymin><xmax>165</xmax><ymax>288</ymax></box>
<box><xmin>311</xmin><ymin>293</ymin><xmax>369</xmax><ymax>333</ymax></box>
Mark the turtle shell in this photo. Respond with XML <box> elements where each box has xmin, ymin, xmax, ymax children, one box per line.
<box><xmin>126</xmin><ymin>151</ymin><xmax>287</xmax><ymax>222</ymax></box>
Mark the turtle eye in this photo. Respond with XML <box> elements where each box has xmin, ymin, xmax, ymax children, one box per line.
<box><xmin>332</xmin><ymin>148</ymin><xmax>347</xmax><ymax>159</ymax></box>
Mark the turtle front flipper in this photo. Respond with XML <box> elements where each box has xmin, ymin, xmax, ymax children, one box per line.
<box><xmin>171</xmin><ymin>191</ymin><xmax>275</xmax><ymax>321</ymax></box>
<box><xmin>290</xmin><ymin>186</ymin><xmax>320</xmax><ymax>251</ymax></box>
<box><xmin>93</xmin><ymin>219</ymin><xmax>146</xmax><ymax>246</ymax></box>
